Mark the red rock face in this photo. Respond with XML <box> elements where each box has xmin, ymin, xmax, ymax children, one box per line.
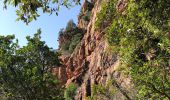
<box><xmin>55</xmin><ymin>0</ymin><xmax>133</xmax><ymax>99</ymax></box>
<box><xmin>52</xmin><ymin>55</ymin><xmax>70</xmax><ymax>85</ymax></box>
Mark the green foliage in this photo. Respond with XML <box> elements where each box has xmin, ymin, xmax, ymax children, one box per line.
<box><xmin>64</xmin><ymin>83</ymin><xmax>78</xmax><ymax>100</ymax></box>
<box><xmin>96</xmin><ymin>0</ymin><xmax>170</xmax><ymax>99</ymax></box>
<box><xmin>95</xmin><ymin>0</ymin><xmax>117</xmax><ymax>30</ymax></box>
<box><xmin>65</xmin><ymin>19</ymin><xmax>77</xmax><ymax>32</ymax></box>
<box><xmin>0</xmin><ymin>29</ymin><xmax>64</xmax><ymax>100</ymax></box>
<box><xmin>3</xmin><ymin>0</ymin><xmax>80</xmax><ymax>24</ymax></box>
<box><xmin>90</xmin><ymin>80</ymin><xmax>117</xmax><ymax>100</ymax></box>
<box><xmin>69</xmin><ymin>33</ymin><xmax>83</xmax><ymax>53</ymax></box>
<box><xmin>61</xmin><ymin>41</ymin><xmax>71</xmax><ymax>53</ymax></box>
<box><xmin>59</xmin><ymin>20</ymin><xmax>84</xmax><ymax>54</ymax></box>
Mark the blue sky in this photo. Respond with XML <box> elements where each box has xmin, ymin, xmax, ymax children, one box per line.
<box><xmin>0</xmin><ymin>2</ymin><xmax>81</xmax><ymax>49</ymax></box>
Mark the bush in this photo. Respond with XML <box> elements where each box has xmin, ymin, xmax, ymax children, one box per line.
<box><xmin>60</xmin><ymin>41</ymin><xmax>70</xmax><ymax>52</ymax></box>
<box><xmin>69</xmin><ymin>33</ymin><xmax>82</xmax><ymax>53</ymax></box>
<box><xmin>89</xmin><ymin>80</ymin><xmax>117</xmax><ymax>100</ymax></box>
<box><xmin>64</xmin><ymin>83</ymin><xmax>78</xmax><ymax>100</ymax></box>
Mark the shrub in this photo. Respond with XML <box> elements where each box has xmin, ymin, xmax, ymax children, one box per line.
<box><xmin>60</xmin><ymin>41</ymin><xmax>70</xmax><ymax>52</ymax></box>
<box><xmin>64</xmin><ymin>83</ymin><xmax>78</xmax><ymax>100</ymax></box>
<box><xmin>69</xmin><ymin>33</ymin><xmax>83</xmax><ymax>53</ymax></box>
<box><xmin>89</xmin><ymin>80</ymin><xmax>117</xmax><ymax>100</ymax></box>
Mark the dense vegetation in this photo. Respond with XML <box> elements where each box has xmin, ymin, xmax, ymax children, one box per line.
<box><xmin>87</xmin><ymin>80</ymin><xmax>117</xmax><ymax>100</ymax></box>
<box><xmin>58</xmin><ymin>20</ymin><xmax>84</xmax><ymax>54</ymax></box>
<box><xmin>0</xmin><ymin>29</ymin><xmax>64</xmax><ymax>99</ymax></box>
<box><xmin>96</xmin><ymin>0</ymin><xmax>170</xmax><ymax>99</ymax></box>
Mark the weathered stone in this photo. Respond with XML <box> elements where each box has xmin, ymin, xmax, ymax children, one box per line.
<box><xmin>55</xmin><ymin>0</ymin><xmax>134</xmax><ymax>99</ymax></box>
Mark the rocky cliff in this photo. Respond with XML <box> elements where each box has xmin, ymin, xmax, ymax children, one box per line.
<box><xmin>57</xmin><ymin>0</ymin><xmax>133</xmax><ymax>99</ymax></box>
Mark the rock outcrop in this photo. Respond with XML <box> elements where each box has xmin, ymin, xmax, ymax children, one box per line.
<box><xmin>56</xmin><ymin>0</ymin><xmax>133</xmax><ymax>99</ymax></box>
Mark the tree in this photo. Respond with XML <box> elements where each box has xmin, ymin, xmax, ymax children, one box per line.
<box><xmin>3</xmin><ymin>0</ymin><xmax>81</xmax><ymax>24</ymax></box>
<box><xmin>65</xmin><ymin>19</ymin><xmax>77</xmax><ymax>32</ymax></box>
<box><xmin>58</xmin><ymin>20</ymin><xmax>84</xmax><ymax>54</ymax></box>
<box><xmin>0</xmin><ymin>29</ymin><xmax>64</xmax><ymax>100</ymax></box>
